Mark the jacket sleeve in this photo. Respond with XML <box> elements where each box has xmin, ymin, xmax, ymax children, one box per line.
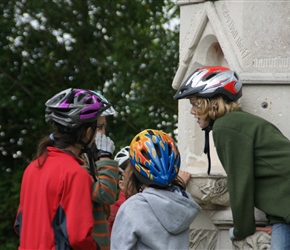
<box><xmin>91</xmin><ymin>159</ymin><xmax>119</xmax><ymax>204</ymax></box>
<box><xmin>213</xmin><ymin>126</ymin><xmax>256</xmax><ymax>240</ymax></box>
<box><xmin>62</xmin><ymin>167</ymin><xmax>99</xmax><ymax>250</ymax></box>
<box><xmin>14</xmin><ymin>205</ymin><xmax>22</xmax><ymax>236</ymax></box>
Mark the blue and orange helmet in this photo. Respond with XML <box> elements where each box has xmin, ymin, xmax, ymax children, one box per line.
<box><xmin>129</xmin><ymin>129</ymin><xmax>180</xmax><ymax>187</ymax></box>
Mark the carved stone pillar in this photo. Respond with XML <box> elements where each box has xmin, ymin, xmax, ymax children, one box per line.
<box><xmin>187</xmin><ymin>175</ymin><xmax>269</xmax><ymax>249</ymax></box>
<box><xmin>173</xmin><ymin>0</ymin><xmax>290</xmax><ymax>249</ymax></box>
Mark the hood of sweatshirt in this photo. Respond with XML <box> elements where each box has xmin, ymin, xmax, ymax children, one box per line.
<box><xmin>141</xmin><ymin>187</ymin><xmax>201</xmax><ymax>234</ymax></box>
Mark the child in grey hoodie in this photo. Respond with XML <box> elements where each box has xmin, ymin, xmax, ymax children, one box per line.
<box><xmin>111</xmin><ymin>129</ymin><xmax>201</xmax><ymax>250</ymax></box>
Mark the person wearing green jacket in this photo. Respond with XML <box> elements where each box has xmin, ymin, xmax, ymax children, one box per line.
<box><xmin>174</xmin><ymin>66</ymin><xmax>290</xmax><ymax>249</ymax></box>
<box><xmin>83</xmin><ymin>91</ymin><xmax>119</xmax><ymax>250</ymax></box>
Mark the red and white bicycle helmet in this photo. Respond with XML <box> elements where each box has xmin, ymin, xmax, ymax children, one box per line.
<box><xmin>45</xmin><ymin>88</ymin><xmax>110</xmax><ymax>128</ymax></box>
<box><xmin>174</xmin><ymin>66</ymin><xmax>242</xmax><ymax>101</ymax></box>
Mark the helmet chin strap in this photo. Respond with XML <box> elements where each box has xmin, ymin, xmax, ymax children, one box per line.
<box><xmin>80</xmin><ymin>131</ymin><xmax>98</xmax><ymax>182</ymax></box>
<box><xmin>202</xmin><ymin>120</ymin><xmax>214</xmax><ymax>175</ymax></box>
<box><xmin>82</xmin><ymin>148</ymin><xmax>97</xmax><ymax>182</ymax></box>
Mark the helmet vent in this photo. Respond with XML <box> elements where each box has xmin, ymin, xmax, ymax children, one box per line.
<box><xmin>118</xmin><ymin>153</ymin><xmax>127</xmax><ymax>158</ymax></box>
<box><xmin>56</xmin><ymin>109</ymin><xmax>71</xmax><ymax>116</ymax></box>
<box><xmin>66</xmin><ymin>90</ymin><xmax>75</xmax><ymax>103</ymax></box>
<box><xmin>147</xmin><ymin>130</ymin><xmax>154</xmax><ymax>135</ymax></box>
<box><xmin>234</xmin><ymin>72</ymin><xmax>239</xmax><ymax>79</ymax></box>
<box><xmin>141</xmin><ymin>149</ymin><xmax>150</xmax><ymax>160</ymax></box>
<box><xmin>167</xmin><ymin>144</ymin><xmax>172</xmax><ymax>156</ymax></box>
<box><xmin>203</xmin><ymin>73</ymin><xmax>217</xmax><ymax>81</ymax></box>
<box><xmin>76</xmin><ymin>94</ymin><xmax>84</xmax><ymax>103</ymax></box>
<box><xmin>154</xmin><ymin>144</ymin><xmax>161</xmax><ymax>158</ymax></box>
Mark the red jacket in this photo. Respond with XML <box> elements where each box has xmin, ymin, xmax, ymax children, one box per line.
<box><xmin>108</xmin><ymin>190</ymin><xmax>126</xmax><ymax>235</ymax></box>
<box><xmin>15</xmin><ymin>147</ymin><xmax>99</xmax><ymax>250</ymax></box>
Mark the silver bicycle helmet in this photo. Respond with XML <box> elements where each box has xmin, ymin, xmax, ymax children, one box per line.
<box><xmin>174</xmin><ymin>66</ymin><xmax>242</xmax><ymax>101</ymax></box>
<box><xmin>114</xmin><ymin>146</ymin><xmax>130</xmax><ymax>172</ymax></box>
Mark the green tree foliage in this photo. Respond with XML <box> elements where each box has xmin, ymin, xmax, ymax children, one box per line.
<box><xmin>0</xmin><ymin>0</ymin><xmax>179</xmax><ymax>247</ymax></box>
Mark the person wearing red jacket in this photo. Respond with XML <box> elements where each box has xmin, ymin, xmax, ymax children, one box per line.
<box><xmin>108</xmin><ymin>146</ymin><xmax>130</xmax><ymax>235</ymax></box>
<box><xmin>14</xmin><ymin>88</ymin><xmax>112</xmax><ymax>250</ymax></box>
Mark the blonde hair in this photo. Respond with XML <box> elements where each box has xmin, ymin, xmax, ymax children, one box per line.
<box><xmin>191</xmin><ymin>96</ymin><xmax>240</xmax><ymax>121</ymax></box>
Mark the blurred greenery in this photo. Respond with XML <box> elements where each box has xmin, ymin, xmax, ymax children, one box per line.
<box><xmin>0</xmin><ymin>0</ymin><xmax>180</xmax><ymax>248</ymax></box>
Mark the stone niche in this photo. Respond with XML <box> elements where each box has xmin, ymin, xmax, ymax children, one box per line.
<box><xmin>173</xmin><ymin>0</ymin><xmax>290</xmax><ymax>249</ymax></box>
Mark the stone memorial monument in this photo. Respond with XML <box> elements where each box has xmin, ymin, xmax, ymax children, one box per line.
<box><xmin>172</xmin><ymin>0</ymin><xmax>290</xmax><ymax>249</ymax></box>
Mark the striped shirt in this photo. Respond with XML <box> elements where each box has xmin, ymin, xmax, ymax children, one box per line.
<box><xmin>85</xmin><ymin>159</ymin><xmax>119</xmax><ymax>250</ymax></box>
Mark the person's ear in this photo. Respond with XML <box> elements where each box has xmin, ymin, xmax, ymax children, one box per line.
<box><xmin>119</xmin><ymin>179</ymin><xmax>124</xmax><ymax>190</ymax></box>
<box><xmin>85</xmin><ymin>127</ymin><xmax>93</xmax><ymax>141</ymax></box>
<box><xmin>85</xmin><ymin>127</ymin><xmax>97</xmax><ymax>147</ymax></box>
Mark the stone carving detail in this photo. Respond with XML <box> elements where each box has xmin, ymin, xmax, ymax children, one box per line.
<box><xmin>190</xmin><ymin>229</ymin><xmax>218</xmax><ymax>250</ymax></box>
<box><xmin>187</xmin><ymin>175</ymin><xmax>229</xmax><ymax>209</ymax></box>
<box><xmin>232</xmin><ymin>232</ymin><xmax>271</xmax><ymax>250</ymax></box>
<box><xmin>221</xmin><ymin>2</ymin><xmax>251</xmax><ymax>60</ymax></box>
<box><xmin>252</xmin><ymin>56</ymin><xmax>290</xmax><ymax>68</ymax></box>
<box><xmin>199</xmin><ymin>178</ymin><xmax>229</xmax><ymax>206</ymax></box>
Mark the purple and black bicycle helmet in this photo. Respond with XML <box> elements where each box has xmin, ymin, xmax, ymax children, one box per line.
<box><xmin>129</xmin><ymin>129</ymin><xmax>180</xmax><ymax>187</ymax></box>
<box><xmin>45</xmin><ymin>88</ymin><xmax>110</xmax><ymax>128</ymax></box>
<box><xmin>91</xmin><ymin>91</ymin><xmax>116</xmax><ymax>117</ymax></box>
<box><xmin>174</xmin><ymin>66</ymin><xmax>242</xmax><ymax>101</ymax></box>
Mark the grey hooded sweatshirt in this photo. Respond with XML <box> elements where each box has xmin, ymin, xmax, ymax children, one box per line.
<box><xmin>111</xmin><ymin>186</ymin><xmax>201</xmax><ymax>250</ymax></box>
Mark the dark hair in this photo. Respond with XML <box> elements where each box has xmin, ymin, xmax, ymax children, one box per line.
<box><xmin>124</xmin><ymin>163</ymin><xmax>186</xmax><ymax>199</ymax></box>
<box><xmin>36</xmin><ymin>121</ymin><xmax>97</xmax><ymax>167</ymax></box>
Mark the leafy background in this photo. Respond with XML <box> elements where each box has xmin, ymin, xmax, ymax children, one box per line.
<box><xmin>0</xmin><ymin>0</ymin><xmax>180</xmax><ymax>248</ymax></box>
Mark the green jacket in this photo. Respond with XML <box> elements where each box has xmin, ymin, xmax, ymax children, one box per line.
<box><xmin>213</xmin><ymin>110</ymin><xmax>290</xmax><ymax>239</ymax></box>
<box><xmin>83</xmin><ymin>159</ymin><xmax>118</xmax><ymax>250</ymax></box>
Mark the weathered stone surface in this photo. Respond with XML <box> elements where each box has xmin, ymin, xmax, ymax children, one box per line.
<box><xmin>174</xmin><ymin>0</ymin><xmax>290</xmax><ymax>249</ymax></box>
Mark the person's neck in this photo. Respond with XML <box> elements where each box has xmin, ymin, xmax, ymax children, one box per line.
<box><xmin>65</xmin><ymin>144</ymin><xmax>83</xmax><ymax>157</ymax></box>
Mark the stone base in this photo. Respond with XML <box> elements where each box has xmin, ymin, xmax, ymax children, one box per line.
<box><xmin>187</xmin><ymin>175</ymin><xmax>270</xmax><ymax>249</ymax></box>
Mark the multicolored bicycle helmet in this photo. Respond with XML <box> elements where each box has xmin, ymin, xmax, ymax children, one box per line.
<box><xmin>130</xmin><ymin>129</ymin><xmax>180</xmax><ymax>187</ymax></box>
<box><xmin>114</xmin><ymin>146</ymin><xmax>130</xmax><ymax>173</ymax></box>
<box><xmin>174</xmin><ymin>66</ymin><xmax>242</xmax><ymax>101</ymax></box>
<box><xmin>91</xmin><ymin>91</ymin><xmax>116</xmax><ymax>116</ymax></box>
<box><xmin>45</xmin><ymin>88</ymin><xmax>110</xmax><ymax>128</ymax></box>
